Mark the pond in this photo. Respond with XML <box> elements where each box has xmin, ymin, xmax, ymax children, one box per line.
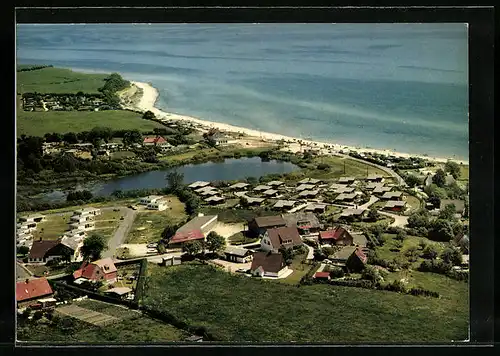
<box><xmin>32</xmin><ymin>157</ymin><xmax>300</xmax><ymax>202</ymax></box>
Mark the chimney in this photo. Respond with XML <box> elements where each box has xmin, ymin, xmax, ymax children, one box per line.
<box><xmin>39</xmin><ymin>237</ymin><xmax>42</xmax><ymax>241</ymax></box>
<box><xmin>25</xmin><ymin>279</ymin><xmax>29</xmax><ymax>284</ymax></box>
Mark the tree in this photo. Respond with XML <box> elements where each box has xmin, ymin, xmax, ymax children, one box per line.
<box><xmin>123</xmin><ymin>129</ymin><xmax>143</xmax><ymax>146</ymax></box>
<box><xmin>444</xmin><ymin>161</ymin><xmax>461</xmax><ymax>179</ymax></box>
<box><xmin>361</xmin><ymin>266</ymin><xmax>382</xmax><ymax>281</ymax></box>
<box><xmin>432</xmin><ymin>169</ymin><xmax>446</xmax><ymax>188</ymax></box>
<box><xmin>80</xmin><ymin>234</ymin><xmax>107</xmax><ymax>261</ymax></box>
<box><xmin>428</xmin><ymin>195</ymin><xmax>441</xmax><ymax>209</ymax></box>
<box><xmin>182</xmin><ymin>240</ymin><xmax>202</xmax><ymax>256</ymax></box>
<box><xmin>313</xmin><ymin>248</ymin><xmax>326</xmax><ymax>261</ymax></box>
<box><xmin>428</xmin><ymin>219</ymin><xmax>454</xmax><ymax>242</ymax></box>
<box><xmin>405</xmin><ymin>174</ymin><xmax>422</xmax><ymax>188</ymax></box>
<box><xmin>404</xmin><ymin>246</ymin><xmax>420</xmax><ymax>262</ymax></box>
<box><xmin>278</xmin><ymin>246</ymin><xmax>294</xmax><ymax>265</ymax></box>
<box><xmin>407</xmin><ymin>209</ymin><xmax>430</xmax><ymax>229</ymax></box>
<box><xmin>161</xmin><ymin>224</ymin><xmax>178</xmax><ymax>243</ymax></box>
<box><xmin>157</xmin><ymin>243</ymin><xmax>166</xmax><ymax>254</ymax></box>
<box><xmin>143</xmin><ymin>110</ymin><xmax>156</xmax><ymax>120</ymax></box>
<box><xmin>206</xmin><ymin>231</ymin><xmax>226</xmax><ymax>253</ymax></box>
<box><xmin>17</xmin><ymin>246</ymin><xmax>30</xmax><ymax>255</ymax></box>
<box><xmin>440</xmin><ymin>247</ymin><xmax>462</xmax><ymax>266</ymax></box>
<box><xmin>246</xmin><ymin>176</ymin><xmax>258</xmax><ymax>185</ymax></box>
<box><xmin>62</xmin><ymin>132</ymin><xmax>78</xmax><ymax>144</ymax></box>
<box><xmin>396</xmin><ymin>230</ymin><xmax>407</xmax><ymax>242</ymax></box>
<box><xmin>438</xmin><ymin>203</ymin><xmax>457</xmax><ymax>221</ymax></box>
<box><xmin>421</xmin><ymin>244</ymin><xmax>439</xmax><ymax>259</ymax></box>
<box><xmin>367</xmin><ymin>206</ymin><xmax>380</xmax><ymax>222</ymax></box>
<box><xmin>165</xmin><ymin>171</ymin><xmax>184</xmax><ymax>193</ymax></box>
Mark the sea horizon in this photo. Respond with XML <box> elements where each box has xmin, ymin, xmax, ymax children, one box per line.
<box><xmin>16</xmin><ymin>23</ymin><xmax>469</xmax><ymax>160</ymax></box>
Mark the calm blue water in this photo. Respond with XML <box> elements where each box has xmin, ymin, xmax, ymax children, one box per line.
<box><xmin>33</xmin><ymin>157</ymin><xmax>299</xmax><ymax>201</ymax></box>
<box><xmin>16</xmin><ymin>24</ymin><xmax>468</xmax><ymax>159</ymax></box>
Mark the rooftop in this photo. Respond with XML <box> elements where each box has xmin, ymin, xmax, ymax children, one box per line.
<box><xmin>177</xmin><ymin>215</ymin><xmax>218</xmax><ymax>233</ymax></box>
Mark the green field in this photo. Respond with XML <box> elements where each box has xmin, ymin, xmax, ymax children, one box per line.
<box><xmin>16</xmin><ymin>67</ymin><xmax>109</xmax><ymax>94</ymax></box>
<box><xmin>125</xmin><ymin>197</ymin><xmax>187</xmax><ymax>244</ymax></box>
<box><xmin>142</xmin><ymin>263</ymin><xmax>468</xmax><ymax>342</ymax></box>
<box><xmin>17</xmin><ymin>106</ymin><xmax>165</xmax><ymax>137</ymax></box>
<box><xmin>17</xmin><ymin>299</ymin><xmax>189</xmax><ymax>343</ymax></box>
<box><xmin>32</xmin><ymin>213</ymin><xmax>73</xmax><ymax>240</ymax></box>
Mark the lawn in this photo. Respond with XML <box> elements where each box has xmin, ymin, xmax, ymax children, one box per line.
<box><xmin>226</xmin><ymin>232</ymin><xmax>258</xmax><ymax>246</ymax></box>
<box><xmin>16</xmin><ymin>67</ymin><xmax>109</xmax><ymax>94</ymax></box>
<box><xmin>26</xmin><ymin>198</ymin><xmax>139</xmax><ymax>215</ymax></box>
<box><xmin>17</xmin><ymin>105</ymin><xmax>164</xmax><ymax>137</ymax></box>
<box><xmin>458</xmin><ymin>165</ymin><xmax>469</xmax><ymax>181</ymax></box>
<box><xmin>17</xmin><ymin>299</ymin><xmax>189</xmax><ymax>343</ymax></box>
<box><xmin>141</xmin><ymin>263</ymin><xmax>468</xmax><ymax>342</ymax></box>
<box><xmin>93</xmin><ymin>210</ymin><xmax>124</xmax><ymax>240</ymax></box>
<box><xmin>375</xmin><ymin>233</ymin><xmax>446</xmax><ymax>264</ymax></box>
<box><xmin>125</xmin><ymin>197</ymin><xmax>186</xmax><ymax>244</ymax></box>
<box><xmin>303</xmin><ymin>156</ymin><xmax>390</xmax><ymax>181</ymax></box>
<box><xmin>31</xmin><ymin>212</ymin><xmax>73</xmax><ymax>240</ymax></box>
<box><xmin>405</xmin><ymin>195</ymin><xmax>422</xmax><ymax>212</ymax></box>
<box><xmin>278</xmin><ymin>252</ymin><xmax>316</xmax><ymax>285</ymax></box>
<box><xmin>199</xmin><ymin>207</ymin><xmax>277</xmax><ymax>224</ymax></box>
<box><xmin>111</xmin><ymin>150</ymin><xmax>137</xmax><ymax>160</ymax></box>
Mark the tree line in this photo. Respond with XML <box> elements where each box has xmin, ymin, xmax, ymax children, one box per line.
<box><xmin>17</xmin><ymin>64</ymin><xmax>53</xmax><ymax>72</ymax></box>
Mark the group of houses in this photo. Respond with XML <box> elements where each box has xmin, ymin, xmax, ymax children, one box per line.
<box><xmin>25</xmin><ymin>207</ymin><xmax>101</xmax><ymax>265</ymax></box>
<box><xmin>16</xmin><ymin>214</ymin><xmax>45</xmax><ymax>249</ymax></box>
<box><xmin>21</xmin><ymin>93</ymin><xmax>111</xmax><ymax>112</ymax></box>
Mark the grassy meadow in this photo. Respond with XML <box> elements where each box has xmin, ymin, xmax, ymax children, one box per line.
<box><xmin>16</xmin><ymin>67</ymin><xmax>109</xmax><ymax>94</ymax></box>
<box><xmin>141</xmin><ymin>263</ymin><xmax>468</xmax><ymax>342</ymax></box>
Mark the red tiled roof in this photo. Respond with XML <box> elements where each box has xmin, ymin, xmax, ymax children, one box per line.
<box><xmin>16</xmin><ymin>278</ymin><xmax>53</xmax><ymax>302</ymax></box>
<box><xmin>73</xmin><ymin>258</ymin><xmax>117</xmax><ymax>281</ymax></box>
<box><xmin>319</xmin><ymin>227</ymin><xmax>349</xmax><ymax>240</ymax></box>
<box><xmin>170</xmin><ymin>229</ymin><xmax>205</xmax><ymax>244</ymax></box>
<box><xmin>314</xmin><ymin>272</ymin><xmax>331</xmax><ymax>278</ymax></box>
<box><xmin>354</xmin><ymin>248</ymin><xmax>367</xmax><ymax>264</ymax></box>
<box><xmin>143</xmin><ymin>136</ymin><xmax>167</xmax><ymax>144</ymax></box>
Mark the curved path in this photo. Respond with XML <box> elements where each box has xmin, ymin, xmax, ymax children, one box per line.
<box><xmin>379</xmin><ymin>211</ymin><xmax>408</xmax><ymax>228</ymax></box>
<box><xmin>341</xmin><ymin>154</ymin><xmax>407</xmax><ymax>187</ymax></box>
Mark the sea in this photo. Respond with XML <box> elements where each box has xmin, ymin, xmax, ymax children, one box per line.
<box><xmin>16</xmin><ymin>23</ymin><xmax>469</xmax><ymax>160</ymax></box>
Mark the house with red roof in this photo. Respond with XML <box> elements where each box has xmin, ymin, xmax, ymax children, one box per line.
<box><xmin>346</xmin><ymin>248</ymin><xmax>368</xmax><ymax>272</ymax></box>
<box><xmin>318</xmin><ymin>227</ymin><xmax>353</xmax><ymax>246</ymax></box>
<box><xmin>168</xmin><ymin>229</ymin><xmax>205</xmax><ymax>247</ymax></box>
<box><xmin>16</xmin><ymin>278</ymin><xmax>53</xmax><ymax>306</ymax></box>
<box><xmin>313</xmin><ymin>271</ymin><xmax>331</xmax><ymax>280</ymax></box>
<box><xmin>143</xmin><ymin>135</ymin><xmax>171</xmax><ymax>148</ymax></box>
<box><xmin>72</xmin><ymin>257</ymin><xmax>117</xmax><ymax>284</ymax></box>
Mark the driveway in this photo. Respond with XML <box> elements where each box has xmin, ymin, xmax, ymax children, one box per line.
<box><xmin>305</xmin><ymin>244</ymin><xmax>314</xmax><ymax>260</ymax></box>
<box><xmin>103</xmin><ymin>208</ymin><xmax>137</xmax><ymax>258</ymax></box>
<box><xmin>211</xmin><ymin>259</ymin><xmax>252</xmax><ymax>273</ymax></box>
<box><xmin>16</xmin><ymin>263</ymin><xmax>33</xmax><ymax>281</ymax></box>
<box><xmin>379</xmin><ymin>211</ymin><xmax>408</xmax><ymax>227</ymax></box>
<box><xmin>358</xmin><ymin>196</ymin><xmax>379</xmax><ymax>210</ymax></box>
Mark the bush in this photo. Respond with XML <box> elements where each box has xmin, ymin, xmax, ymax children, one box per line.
<box><xmin>361</xmin><ymin>266</ymin><xmax>382</xmax><ymax>282</ymax></box>
<box><xmin>383</xmin><ymin>279</ymin><xmax>407</xmax><ymax>293</ymax></box>
<box><xmin>418</xmin><ymin>259</ymin><xmax>452</xmax><ymax>274</ymax></box>
<box><xmin>421</xmin><ymin>245</ymin><xmax>439</xmax><ymax>259</ymax></box>
<box><xmin>440</xmin><ymin>247</ymin><xmax>462</xmax><ymax>266</ymax></box>
<box><xmin>329</xmin><ymin>267</ymin><xmax>345</xmax><ymax>278</ymax></box>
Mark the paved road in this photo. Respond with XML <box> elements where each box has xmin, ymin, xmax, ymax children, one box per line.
<box><xmin>16</xmin><ymin>263</ymin><xmax>33</xmax><ymax>280</ymax></box>
<box><xmin>342</xmin><ymin>155</ymin><xmax>407</xmax><ymax>187</ymax></box>
<box><xmin>379</xmin><ymin>211</ymin><xmax>409</xmax><ymax>227</ymax></box>
<box><xmin>103</xmin><ymin>208</ymin><xmax>137</xmax><ymax>258</ymax></box>
<box><xmin>305</xmin><ymin>244</ymin><xmax>314</xmax><ymax>260</ymax></box>
<box><xmin>358</xmin><ymin>196</ymin><xmax>380</xmax><ymax>210</ymax></box>
<box><xmin>45</xmin><ymin>206</ymin><xmax>125</xmax><ymax>217</ymax></box>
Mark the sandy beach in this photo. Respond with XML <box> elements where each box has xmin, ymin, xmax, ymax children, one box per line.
<box><xmin>125</xmin><ymin>81</ymin><xmax>468</xmax><ymax>165</ymax></box>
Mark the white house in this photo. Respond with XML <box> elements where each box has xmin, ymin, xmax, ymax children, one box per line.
<box><xmin>73</xmin><ymin>207</ymin><xmax>101</xmax><ymax>217</ymax></box>
<box><xmin>70</xmin><ymin>214</ymin><xmax>95</xmax><ymax>223</ymax></box>
<box><xmin>69</xmin><ymin>221</ymin><xmax>95</xmax><ymax>231</ymax></box>
<box><xmin>147</xmin><ymin>199</ymin><xmax>169</xmax><ymax>211</ymax></box>
<box><xmin>18</xmin><ymin>214</ymin><xmax>45</xmax><ymax>224</ymax></box>
<box><xmin>139</xmin><ymin>195</ymin><xmax>163</xmax><ymax>205</ymax></box>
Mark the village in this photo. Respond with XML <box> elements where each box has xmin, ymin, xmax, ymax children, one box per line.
<box><xmin>16</xmin><ymin>154</ymin><xmax>470</xmax><ymax>341</ymax></box>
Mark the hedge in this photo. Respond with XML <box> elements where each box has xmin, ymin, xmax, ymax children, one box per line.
<box><xmin>134</xmin><ymin>258</ymin><xmax>148</xmax><ymax>304</ymax></box>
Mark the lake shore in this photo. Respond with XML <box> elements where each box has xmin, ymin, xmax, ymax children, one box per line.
<box><xmin>123</xmin><ymin>81</ymin><xmax>468</xmax><ymax>165</ymax></box>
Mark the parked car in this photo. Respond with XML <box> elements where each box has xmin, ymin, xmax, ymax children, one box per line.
<box><xmin>236</xmin><ymin>268</ymin><xmax>247</xmax><ymax>273</ymax></box>
<box><xmin>113</xmin><ymin>208</ymin><xmax>120</xmax><ymax>212</ymax></box>
<box><xmin>128</xmin><ymin>205</ymin><xmax>137</xmax><ymax>210</ymax></box>
<box><xmin>147</xmin><ymin>243</ymin><xmax>158</xmax><ymax>248</ymax></box>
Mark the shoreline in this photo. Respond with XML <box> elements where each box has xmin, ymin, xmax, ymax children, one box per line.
<box><xmin>125</xmin><ymin>80</ymin><xmax>468</xmax><ymax>165</ymax></box>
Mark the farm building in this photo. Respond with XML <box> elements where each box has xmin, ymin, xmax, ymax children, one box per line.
<box><xmin>28</xmin><ymin>240</ymin><xmax>76</xmax><ymax>264</ymax></box>
<box><xmin>346</xmin><ymin>248</ymin><xmax>368</xmax><ymax>272</ymax></box>
<box><xmin>16</xmin><ymin>278</ymin><xmax>53</xmax><ymax>306</ymax></box>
